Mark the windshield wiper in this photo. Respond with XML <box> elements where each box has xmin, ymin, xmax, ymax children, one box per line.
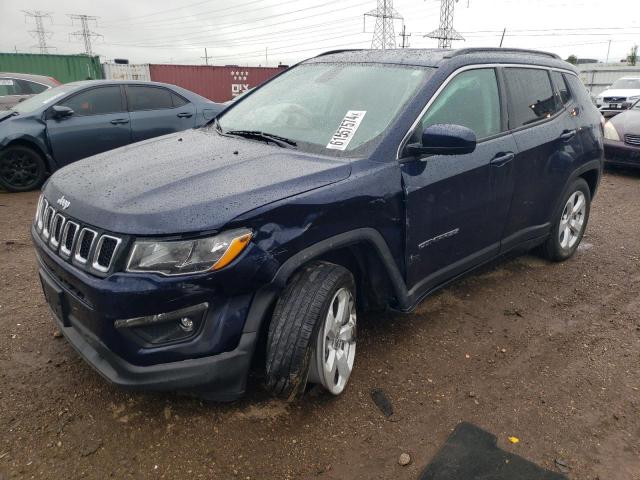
<box><xmin>224</xmin><ymin>130</ymin><xmax>297</xmax><ymax>149</ymax></box>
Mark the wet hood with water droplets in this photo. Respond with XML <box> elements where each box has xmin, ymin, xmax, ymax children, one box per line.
<box><xmin>44</xmin><ymin>128</ymin><xmax>351</xmax><ymax>235</ymax></box>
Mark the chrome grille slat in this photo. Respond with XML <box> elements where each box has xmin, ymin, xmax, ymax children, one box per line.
<box><xmin>60</xmin><ymin>221</ymin><xmax>79</xmax><ymax>258</ymax></box>
<box><xmin>92</xmin><ymin>235</ymin><xmax>121</xmax><ymax>272</ymax></box>
<box><xmin>74</xmin><ymin>228</ymin><xmax>97</xmax><ymax>264</ymax></box>
<box><xmin>42</xmin><ymin>205</ymin><xmax>55</xmax><ymax>240</ymax></box>
<box><xmin>49</xmin><ymin>213</ymin><xmax>66</xmax><ymax>249</ymax></box>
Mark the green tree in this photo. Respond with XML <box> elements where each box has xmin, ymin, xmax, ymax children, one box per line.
<box><xmin>628</xmin><ymin>45</ymin><xmax>638</xmax><ymax>66</ymax></box>
<box><xmin>566</xmin><ymin>55</ymin><xmax>578</xmax><ymax>65</ymax></box>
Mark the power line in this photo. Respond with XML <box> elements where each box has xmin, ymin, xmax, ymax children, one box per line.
<box><xmin>68</xmin><ymin>14</ymin><xmax>102</xmax><ymax>55</ymax></box>
<box><xmin>22</xmin><ymin>10</ymin><xmax>54</xmax><ymax>54</ymax></box>
<box><xmin>364</xmin><ymin>0</ymin><xmax>403</xmax><ymax>49</ymax></box>
<box><xmin>425</xmin><ymin>0</ymin><xmax>464</xmax><ymax>48</ymax></box>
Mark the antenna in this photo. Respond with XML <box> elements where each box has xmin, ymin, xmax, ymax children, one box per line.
<box><xmin>23</xmin><ymin>10</ymin><xmax>55</xmax><ymax>54</ymax></box>
<box><xmin>364</xmin><ymin>0</ymin><xmax>404</xmax><ymax>50</ymax></box>
<box><xmin>425</xmin><ymin>0</ymin><xmax>464</xmax><ymax>49</ymax></box>
<box><xmin>68</xmin><ymin>14</ymin><xmax>102</xmax><ymax>56</ymax></box>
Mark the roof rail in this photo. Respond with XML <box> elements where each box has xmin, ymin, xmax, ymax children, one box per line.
<box><xmin>314</xmin><ymin>49</ymin><xmax>364</xmax><ymax>58</ymax></box>
<box><xmin>445</xmin><ymin>48</ymin><xmax>561</xmax><ymax>60</ymax></box>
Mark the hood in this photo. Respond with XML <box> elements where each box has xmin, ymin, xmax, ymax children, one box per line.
<box><xmin>599</xmin><ymin>88</ymin><xmax>640</xmax><ymax>99</ymax></box>
<box><xmin>609</xmin><ymin>108</ymin><xmax>640</xmax><ymax>137</ymax></box>
<box><xmin>44</xmin><ymin>128</ymin><xmax>351</xmax><ymax>235</ymax></box>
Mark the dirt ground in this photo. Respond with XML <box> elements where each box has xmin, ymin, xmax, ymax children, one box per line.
<box><xmin>1</xmin><ymin>169</ymin><xmax>639</xmax><ymax>480</ymax></box>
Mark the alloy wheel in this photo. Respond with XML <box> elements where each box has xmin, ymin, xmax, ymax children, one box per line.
<box><xmin>558</xmin><ymin>190</ymin><xmax>586</xmax><ymax>249</ymax></box>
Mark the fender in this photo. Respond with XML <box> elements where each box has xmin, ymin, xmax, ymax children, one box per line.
<box><xmin>242</xmin><ymin>228</ymin><xmax>411</xmax><ymax>333</ymax></box>
<box><xmin>549</xmin><ymin>159</ymin><xmax>602</xmax><ymax>224</ymax></box>
<box><xmin>1</xmin><ymin>133</ymin><xmax>55</xmax><ymax>172</ymax></box>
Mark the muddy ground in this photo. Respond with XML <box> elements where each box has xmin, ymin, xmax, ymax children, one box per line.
<box><xmin>1</xmin><ymin>169</ymin><xmax>639</xmax><ymax>480</ymax></box>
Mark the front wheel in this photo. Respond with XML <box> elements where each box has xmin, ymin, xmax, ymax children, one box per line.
<box><xmin>0</xmin><ymin>145</ymin><xmax>47</xmax><ymax>192</ymax></box>
<box><xmin>265</xmin><ymin>261</ymin><xmax>357</xmax><ymax>400</ymax></box>
<box><xmin>540</xmin><ymin>178</ymin><xmax>591</xmax><ymax>262</ymax></box>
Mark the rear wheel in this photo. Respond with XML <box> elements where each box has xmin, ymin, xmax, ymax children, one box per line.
<box><xmin>540</xmin><ymin>178</ymin><xmax>591</xmax><ymax>262</ymax></box>
<box><xmin>265</xmin><ymin>261</ymin><xmax>357</xmax><ymax>400</ymax></box>
<box><xmin>0</xmin><ymin>145</ymin><xmax>47</xmax><ymax>192</ymax></box>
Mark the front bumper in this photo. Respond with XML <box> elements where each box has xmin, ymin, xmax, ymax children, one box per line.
<box><xmin>604</xmin><ymin>138</ymin><xmax>640</xmax><ymax>167</ymax></box>
<box><xmin>33</xmin><ymin>226</ymin><xmax>270</xmax><ymax>400</ymax></box>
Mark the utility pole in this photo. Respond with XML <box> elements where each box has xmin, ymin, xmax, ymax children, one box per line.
<box><xmin>399</xmin><ymin>24</ymin><xmax>411</xmax><ymax>48</ymax></box>
<box><xmin>23</xmin><ymin>10</ymin><xmax>54</xmax><ymax>54</ymax></box>
<box><xmin>265</xmin><ymin>47</ymin><xmax>268</xmax><ymax>66</ymax></box>
<box><xmin>364</xmin><ymin>0</ymin><xmax>404</xmax><ymax>50</ymax></box>
<box><xmin>605</xmin><ymin>39</ymin><xmax>611</xmax><ymax>63</ymax></box>
<box><xmin>425</xmin><ymin>0</ymin><xmax>464</xmax><ymax>49</ymax></box>
<box><xmin>68</xmin><ymin>14</ymin><xmax>102</xmax><ymax>56</ymax></box>
<box><xmin>201</xmin><ymin>48</ymin><xmax>211</xmax><ymax>65</ymax></box>
<box><xmin>499</xmin><ymin>27</ymin><xmax>506</xmax><ymax>47</ymax></box>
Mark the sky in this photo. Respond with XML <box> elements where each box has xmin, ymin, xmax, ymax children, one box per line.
<box><xmin>0</xmin><ymin>0</ymin><xmax>638</xmax><ymax>67</ymax></box>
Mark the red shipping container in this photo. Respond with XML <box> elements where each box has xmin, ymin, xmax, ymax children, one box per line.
<box><xmin>149</xmin><ymin>64</ymin><xmax>286</xmax><ymax>103</ymax></box>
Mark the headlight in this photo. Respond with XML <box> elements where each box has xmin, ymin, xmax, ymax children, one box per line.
<box><xmin>126</xmin><ymin>228</ymin><xmax>252</xmax><ymax>275</ymax></box>
<box><xmin>603</xmin><ymin>121</ymin><xmax>620</xmax><ymax>141</ymax></box>
<box><xmin>596</xmin><ymin>96</ymin><xmax>603</xmax><ymax>105</ymax></box>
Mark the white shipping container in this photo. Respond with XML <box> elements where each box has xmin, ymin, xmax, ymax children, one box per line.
<box><xmin>102</xmin><ymin>63</ymin><xmax>151</xmax><ymax>81</ymax></box>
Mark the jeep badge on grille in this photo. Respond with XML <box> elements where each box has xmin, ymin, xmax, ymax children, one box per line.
<box><xmin>57</xmin><ymin>196</ymin><xmax>70</xmax><ymax>210</ymax></box>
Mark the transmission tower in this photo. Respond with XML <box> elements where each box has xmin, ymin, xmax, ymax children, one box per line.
<box><xmin>23</xmin><ymin>10</ymin><xmax>54</xmax><ymax>54</ymax></box>
<box><xmin>68</xmin><ymin>14</ymin><xmax>102</xmax><ymax>55</ymax></box>
<box><xmin>364</xmin><ymin>0</ymin><xmax>403</xmax><ymax>50</ymax></box>
<box><xmin>425</xmin><ymin>0</ymin><xmax>464</xmax><ymax>48</ymax></box>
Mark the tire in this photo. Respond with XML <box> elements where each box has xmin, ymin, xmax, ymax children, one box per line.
<box><xmin>0</xmin><ymin>145</ymin><xmax>47</xmax><ymax>192</ymax></box>
<box><xmin>540</xmin><ymin>178</ymin><xmax>591</xmax><ymax>262</ymax></box>
<box><xmin>265</xmin><ymin>261</ymin><xmax>357</xmax><ymax>400</ymax></box>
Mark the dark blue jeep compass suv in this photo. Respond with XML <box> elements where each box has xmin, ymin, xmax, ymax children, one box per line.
<box><xmin>32</xmin><ymin>48</ymin><xmax>604</xmax><ymax>401</ymax></box>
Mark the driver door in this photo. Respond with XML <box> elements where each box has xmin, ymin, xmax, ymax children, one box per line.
<box><xmin>400</xmin><ymin>67</ymin><xmax>518</xmax><ymax>293</ymax></box>
<box><xmin>46</xmin><ymin>85</ymin><xmax>131</xmax><ymax>167</ymax></box>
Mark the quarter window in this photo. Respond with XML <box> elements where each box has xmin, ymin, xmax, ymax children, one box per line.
<box><xmin>60</xmin><ymin>86</ymin><xmax>124</xmax><ymax>116</ymax></box>
<box><xmin>504</xmin><ymin>68</ymin><xmax>558</xmax><ymax>128</ymax></box>
<box><xmin>550</xmin><ymin>70</ymin><xmax>572</xmax><ymax>105</ymax></box>
<box><xmin>127</xmin><ymin>86</ymin><xmax>174</xmax><ymax>111</ymax></box>
<box><xmin>416</xmin><ymin>68</ymin><xmax>502</xmax><ymax>140</ymax></box>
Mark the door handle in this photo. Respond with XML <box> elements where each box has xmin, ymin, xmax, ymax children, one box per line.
<box><xmin>177</xmin><ymin>112</ymin><xmax>193</xmax><ymax>118</ymax></box>
<box><xmin>490</xmin><ymin>152</ymin><xmax>515</xmax><ymax>167</ymax></box>
<box><xmin>110</xmin><ymin>118</ymin><xmax>129</xmax><ymax>125</ymax></box>
<box><xmin>559</xmin><ymin>129</ymin><xmax>576</xmax><ymax>141</ymax></box>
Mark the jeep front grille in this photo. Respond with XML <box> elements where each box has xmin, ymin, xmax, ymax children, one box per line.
<box><xmin>34</xmin><ymin>194</ymin><xmax>124</xmax><ymax>276</ymax></box>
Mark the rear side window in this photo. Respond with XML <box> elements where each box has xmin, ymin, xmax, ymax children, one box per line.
<box><xmin>504</xmin><ymin>68</ymin><xmax>558</xmax><ymax>128</ymax></box>
<box><xmin>550</xmin><ymin>71</ymin><xmax>572</xmax><ymax>105</ymax></box>
<box><xmin>171</xmin><ymin>92</ymin><xmax>188</xmax><ymax>107</ymax></box>
<box><xmin>60</xmin><ymin>86</ymin><xmax>124</xmax><ymax>116</ymax></box>
<box><xmin>16</xmin><ymin>79</ymin><xmax>49</xmax><ymax>95</ymax></box>
<box><xmin>417</xmin><ymin>68</ymin><xmax>502</xmax><ymax>140</ymax></box>
<box><xmin>0</xmin><ymin>78</ymin><xmax>18</xmax><ymax>96</ymax></box>
<box><xmin>127</xmin><ymin>86</ymin><xmax>174</xmax><ymax>111</ymax></box>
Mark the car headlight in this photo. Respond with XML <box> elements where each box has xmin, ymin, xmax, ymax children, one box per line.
<box><xmin>126</xmin><ymin>228</ymin><xmax>252</xmax><ymax>275</ymax></box>
<box><xmin>603</xmin><ymin>121</ymin><xmax>620</xmax><ymax>141</ymax></box>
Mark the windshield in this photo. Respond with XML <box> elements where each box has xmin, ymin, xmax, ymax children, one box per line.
<box><xmin>634</xmin><ymin>99</ymin><xmax>640</xmax><ymax>109</ymax></box>
<box><xmin>610</xmin><ymin>78</ymin><xmax>640</xmax><ymax>90</ymax></box>
<box><xmin>217</xmin><ymin>62</ymin><xmax>433</xmax><ymax>155</ymax></box>
<box><xmin>11</xmin><ymin>84</ymin><xmax>75</xmax><ymax>114</ymax></box>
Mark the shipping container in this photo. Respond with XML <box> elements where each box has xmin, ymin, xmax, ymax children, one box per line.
<box><xmin>0</xmin><ymin>53</ymin><xmax>103</xmax><ymax>83</ymax></box>
<box><xmin>149</xmin><ymin>64</ymin><xmax>286</xmax><ymax>102</ymax></box>
<box><xmin>103</xmin><ymin>63</ymin><xmax>151</xmax><ymax>81</ymax></box>
<box><xmin>578</xmin><ymin>65</ymin><xmax>640</xmax><ymax>96</ymax></box>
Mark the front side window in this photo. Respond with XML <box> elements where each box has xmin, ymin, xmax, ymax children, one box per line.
<box><xmin>505</xmin><ymin>68</ymin><xmax>559</xmax><ymax>127</ymax></box>
<box><xmin>416</xmin><ymin>68</ymin><xmax>502</xmax><ymax>141</ymax></box>
<box><xmin>60</xmin><ymin>86</ymin><xmax>124</xmax><ymax>116</ymax></box>
<box><xmin>127</xmin><ymin>86</ymin><xmax>174</xmax><ymax>111</ymax></box>
<box><xmin>218</xmin><ymin>62</ymin><xmax>433</xmax><ymax>155</ymax></box>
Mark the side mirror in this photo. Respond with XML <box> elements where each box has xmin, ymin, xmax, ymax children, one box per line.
<box><xmin>405</xmin><ymin>124</ymin><xmax>477</xmax><ymax>159</ymax></box>
<box><xmin>51</xmin><ymin>105</ymin><xmax>74</xmax><ymax>119</ymax></box>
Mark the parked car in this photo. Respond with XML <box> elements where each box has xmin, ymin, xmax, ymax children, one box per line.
<box><xmin>32</xmin><ymin>48</ymin><xmax>603</xmax><ymax>401</ymax></box>
<box><xmin>595</xmin><ymin>77</ymin><xmax>640</xmax><ymax>117</ymax></box>
<box><xmin>603</xmin><ymin>99</ymin><xmax>640</xmax><ymax>168</ymax></box>
<box><xmin>0</xmin><ymin>80</ymin><xmax>224</xmax><ymax>191</ymax></box>
<box><xmin>0</xmin><ymin>72</ymin><xmax>60</xmax><ymax>111</ymax></box>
